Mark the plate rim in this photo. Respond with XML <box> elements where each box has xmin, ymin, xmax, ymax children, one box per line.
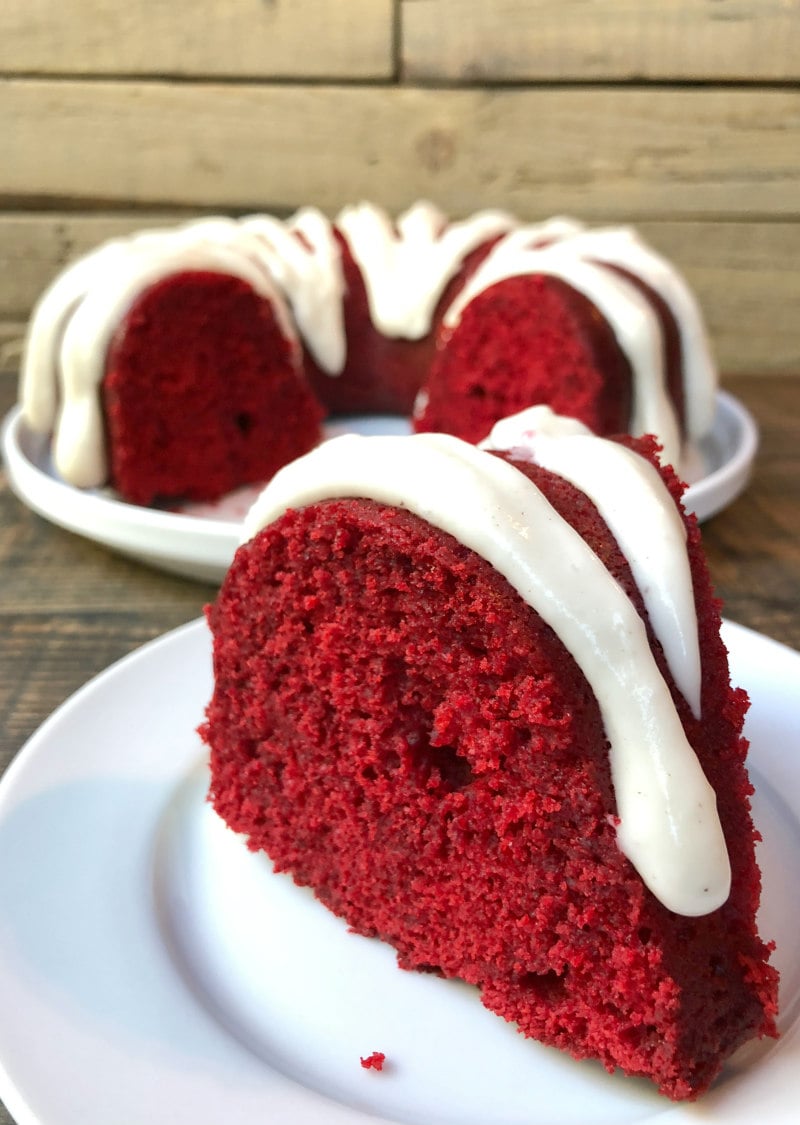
<box><xmin>687</xmin><ymin>390</ymin><xmax>759</xmax><ymax>522</ymax></box>
<box><xmin>2</xmin><ymin>392</ymin><xmax>759</xmax><ymax>583</ymax></box>
<box><xmin>0</xmin><ymin>617</ymin><xmax>799</xmax><ymax>1125</ymax></box>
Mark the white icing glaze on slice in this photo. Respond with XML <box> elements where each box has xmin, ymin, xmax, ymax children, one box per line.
<box><xmin>444</xmin><ymin>230</ymin><xmax>683</xmax><ymax>469</ymax></box>
<box><xmin>559</xmin><ymin>226</ymin><xmax>718</xmax><ymax>440</ymax></box>
<box><xmin>242</xmin><ymin>428</ymin><xmax>730</xmax><ymax>917</ymax></box>
<box><xmin>335</xmin><ymin>200</ymin><xmax>516</xmax><ymax>339</ymax></box>
<box><xmin>482</xmin><ymin>406</ymin><xmax>702</xmax><ymax>719</ymax></box>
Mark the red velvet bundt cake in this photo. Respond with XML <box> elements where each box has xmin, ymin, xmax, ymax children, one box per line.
<box><xmin>19</xmin><ymin>203</ymin><xmax>717</xmax><ymax>506</ymax></box>
<box><xmin>202</xmin><ymin>408</ymin><xmax>777</xmax><ymax>1101</ymax></box>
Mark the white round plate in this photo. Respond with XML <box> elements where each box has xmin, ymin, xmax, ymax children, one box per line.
<box><xmin>0</xmin><ymin>619</ymin><xmax>798</xmax><ymax>1125</ymax></box>
<box><xmin>1</xmin><ymin>394</ymin><xmax>758</xmax><ymax>584</ymax></box>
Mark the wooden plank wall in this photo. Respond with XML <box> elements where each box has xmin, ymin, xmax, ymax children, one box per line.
<box><xmin>1</xmin><ymin>0</ymin><xmax>798</xmax><ymax>379</ymax></box>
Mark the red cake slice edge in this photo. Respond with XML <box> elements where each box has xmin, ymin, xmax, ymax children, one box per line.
<box><xmin>415</xmin><ymin>273</ymin><xmax>634</xmax><ymax>444</ymax></box>
<box><xmin>201</xmin><ymin>437</ymin><xmax>778</xmax><ymax>1101</ymax></box>
<box><xmin>103</xmin><ymin>270</ymin><xmax>324</xmax><ymax>506</ymax></box>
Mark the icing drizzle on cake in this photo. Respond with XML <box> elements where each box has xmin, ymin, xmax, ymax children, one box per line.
<box><xmin>237</xmin><ymin>209</ymin><xmax>346</xmax><ymax>375</ymax></box>
<box><xmin>482</xmin><ymin>406</ymin><xmax>702</xmax><ymax>719</ymax></box>
<box><xmin>19</xmin><ymin>201</ymin><xmax>718</xmax><ymax>493</ymax></box>
<box><xmin>23</xmin><ymin>230</ymin><xmax>297</xmax><ymax>489</ymax></box>
<box><xmin>336</xmin><ymin>200</ymin><xmax>516</xmax><ymax>339</ymax></box>
<box><xmin>242</xmin><ymin>412</ymin><xmax>730</xmax><ymax>918</ymax></box>
<box><xmin>559</xmin><ymin>226</ymin><xmax>718</xmax><ymax>441</ymax></box>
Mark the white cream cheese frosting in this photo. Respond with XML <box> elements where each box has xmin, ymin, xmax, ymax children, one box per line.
<box><xmin>238</xmin><ymin>209</ymin><xmax>346</xmax><ymax>375</ymax></box>
<box><xmin>559</xmin><ymin>226</ymin><xmax>718</xmax><ymax>441</ymax></box>
<box><xmin>335</xmin><ymin>200</ymin><xmax>517</xmax><ymax>339</ymax></box>
<box><xmin>242</xmin><ymin>414</ymin><xmax>730</xmax><ymax>917</ymax></box>
<box><xmin>481</xmin><ymin>406</ymin><xmax>702</xmax><ymax>719</ymax></box>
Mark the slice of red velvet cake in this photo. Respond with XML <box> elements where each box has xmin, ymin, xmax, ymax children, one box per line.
<box><xmin>202</xmin><ymin>408</ymin><xmax>777</xmax><ymax>1100</ymax></box>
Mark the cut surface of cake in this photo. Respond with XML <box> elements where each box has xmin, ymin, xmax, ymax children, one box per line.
<box><xmin>413</xmin><ymin>224</ymin><xmax>716</xmax><ymax>468</ymax></box>
<box><xmin>19</xmin><ymin>204</ymin><xmax>718</xmax><ymax>505</ymax></box>
<box><xmin>201</xmin><ymin>407</ymin><xmax>777</xmax><ymax>1101</ymax></box>
<box><xmin>104</xmin><ymin>270</ymin><xmax>323</xmax><ymax>506</ymax></box>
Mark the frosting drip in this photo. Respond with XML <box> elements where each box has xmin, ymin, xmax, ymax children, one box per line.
<box><xmin>24</xmin><ymin>230</ymin><xmax>296</xmax><ymax>490</ymax></box>
<box><xmin>336</xmin><ymin>200</ymin><xmax>516</xmax><ymax>339</ymax></box>
<box><xmin>481</xmin><ymin>406</ymin><xmax>702</xmax><ymax>719</ymax></box>
<box><xmin>558</xmin><ymin>226</ymin><xmax>718</xmax><ymax>441</ymax></box>
<box><xmin>239</xmin><ymin>209</ymin><xmax>346</xmax><ymax>375</ymax></box>
<box><xmin>243</xmin><ymin>419</ymin><xmax>730</xmax><ymax>917</ymax></box>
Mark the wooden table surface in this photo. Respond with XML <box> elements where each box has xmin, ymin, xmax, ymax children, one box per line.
<box><xmin>0</xmin><ymin>371</ymin><xmax>798</xmax><ymax>1124</ymax></box>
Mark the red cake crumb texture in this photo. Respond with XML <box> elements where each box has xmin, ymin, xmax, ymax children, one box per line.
<box><xmin>360</xmin><ymin>1052</ymin><xmax>386</xmax><ymax>1071</ymax></box>
<box><xmin>104</xmin><ymin>272</ymin><xmax>322</xmax><ymax>506</ymax></box>
<box><xmin>201</xmin><ymin>431</ymin><xmax>778</xmax><ymax>1102</ymax></box>
<box><xmin>415</xmin><ymin>273</ymin><xmax>633</xmax><ymax>445</ymax></box>
<box><xmin>20</xmin><ymin>204</ymin><xmax>716</xmax><ymax>507</ymax></box>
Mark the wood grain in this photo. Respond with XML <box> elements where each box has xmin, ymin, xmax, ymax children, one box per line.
<box><xmin>0</xmin><ymin>0</ymin><xmax>395</xmax><ymax>79</ymax></box>
<box><xmin>2</xmin><ymin>81</ymin><xmax>798</xmax><ymax>218</ymax></box>
<box><xmin>402</xmin><ymin>0</ymin><xmax>800</xmax><ymax>81</ymax></box>
<box><xmin>5</xmin><ymin>1</ymin><xmax>797</xmax><ymax>83</ymax></box>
